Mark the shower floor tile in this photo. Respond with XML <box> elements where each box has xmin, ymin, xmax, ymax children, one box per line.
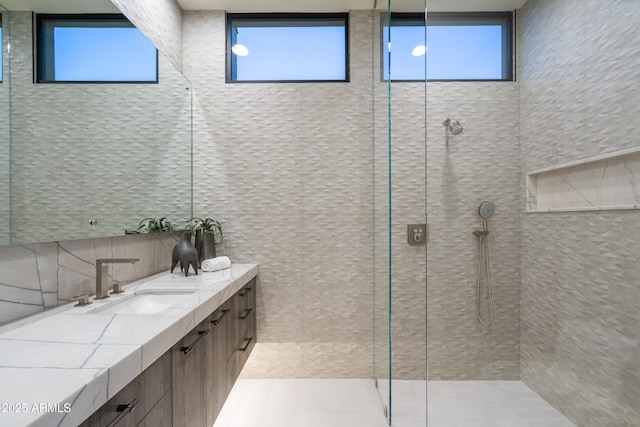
<box><xmin>425</xmin><ymin>381</ymin><xmax>576</xmax><ymax>427</ymax></box>
<box><xmin>213</xmin><ymin>379</ymin><xmax>576</xmax><ymax>427</ymax></box>
<box><xmin>212</xmin><ymin>379</ymin><xmax>389</xmax><ymax>427</ymax></box>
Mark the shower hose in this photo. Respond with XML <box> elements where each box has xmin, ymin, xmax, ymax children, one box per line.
<box><xmin>475</xmin><ymin>218</ymin><xmax>495</xmax><ymax>325</ymax></box>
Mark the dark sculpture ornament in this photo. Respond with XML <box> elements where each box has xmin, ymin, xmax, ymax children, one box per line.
<box><xmin>171</xmin><ymin>231</ymin><xmax>199</xmax><ymax>277</ymax></box>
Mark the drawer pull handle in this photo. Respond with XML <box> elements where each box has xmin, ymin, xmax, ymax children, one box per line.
<box><xmin>239</xmin><ymin>287</ymin><xmax>253</xmax><ymax>297</ymax></box>
<box><xmin>181</xmin><ymin>329</ymin><xmax>210</xmax><ymax>355</ymax></box>
<box><xmin>107</xmin><ymin>398</ymin><xmax>138</xmax><ymax>427</ymax></box>
<box><xmin>211</xmin><ymin>309</ymin><xmax>231</xmax><ymax>325</ymax></box>
<box><xmin>239</xmin><ymin>308</ymin><xmax>253</xmax><ymax>320</ymax></box>
<box><xmin>239</xmin><ymin>336</ymin><xmax>253</xmax><ymax>352</ymax></box>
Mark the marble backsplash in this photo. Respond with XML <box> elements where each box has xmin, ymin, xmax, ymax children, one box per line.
<box><xmin>0</xmin><ymin>232</ymin><xmax>179</xmax><ymax>326</ymax></box>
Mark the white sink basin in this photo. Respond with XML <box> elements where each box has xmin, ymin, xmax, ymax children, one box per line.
<box><xmin>92</xmin><ymin>289</ymin><xmax>197</xmax><ymax>315</ymax></box>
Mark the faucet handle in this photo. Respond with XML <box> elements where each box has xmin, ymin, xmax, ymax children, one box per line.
<box><xmin>111</xmin><ymin>283</ymin><xmax>124</xmax><ymax>294</ymax></box>
<box><xmin>70</xmin><ymin>294</ymin><xmax>92</xmax><ymax>307</ymax></box>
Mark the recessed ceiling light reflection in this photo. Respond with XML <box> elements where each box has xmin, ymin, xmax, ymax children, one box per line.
<box><xmin>412</xmin><ymin>45</ymin><xmax>427</xmax><ymax>57</ymax></box>
<box><xmin>232</xmin><ymin>44</ymin><xmax>249</xmax><ymax>56</ymax></box>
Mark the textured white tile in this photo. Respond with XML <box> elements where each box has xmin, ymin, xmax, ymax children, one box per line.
<box><xmin>519</xmin><ymin>1</ymin><xmax>640</xmax><ymax>426</ymax></box>
<box><xmin>184</xmin><ymin>11</ymin><xmax>381</xmax><ymax>378</ymax></box>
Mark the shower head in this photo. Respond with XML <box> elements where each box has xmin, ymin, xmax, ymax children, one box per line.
<box><xmin>443</xmin><ymin>118</ymin><xmax>463</xmax><ymax>135</ymax></box>
<box><xmin>478</xmin><ymin>201</ymin><xmax>495</xmax><ymax>220</ymax></box>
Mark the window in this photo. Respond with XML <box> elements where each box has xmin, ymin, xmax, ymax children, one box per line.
<box><xmin>383</xmin><ymin>12</ymin><xmax>513</xmax><ymax>81</ymax></box>
<box><xmin>36</xmin><ymin>14</ymin><xmax>158</xmax><ymax>83</ymax></box>
<box><xmin>227</xmin><ymin>13</ymin><xmax>349</xmax><ymax>82</ymax></box>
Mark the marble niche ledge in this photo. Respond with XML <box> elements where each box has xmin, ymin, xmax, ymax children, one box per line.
<box><xmin>526</xmin><ymin>146</ymin><xmax>640</xmax><ymax>212</ymax></box>
<box><xmin>0</xmin><ymin>263</ymin><xmax>258</xmax><ymax>427</ymax></box>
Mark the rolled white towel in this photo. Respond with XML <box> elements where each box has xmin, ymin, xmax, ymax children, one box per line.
<box><xmin>201</xmin><ymin>256</ymin><xmax>231</xmax><ymax>272</ymax></box>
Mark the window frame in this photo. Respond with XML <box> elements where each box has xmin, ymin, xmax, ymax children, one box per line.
<box><xmin>35</xmin><ymin>13</ymin><xmax>159</xmax><ymax>84</ymax></box>
<box><xmin>382</xmin><ymin>12</ymin><xmax>514</xmax><ymax>82</ymax></box>
<box><xmin>226</xmin><ymin>12</ymin><xmax>350</xmax><ymax>83</ymax></box>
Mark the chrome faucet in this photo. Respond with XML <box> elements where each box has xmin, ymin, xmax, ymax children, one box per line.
<box><xmin>95</xmin><ymin>258</ymin><xmax>139</xmax><ymax>299</ymax></box>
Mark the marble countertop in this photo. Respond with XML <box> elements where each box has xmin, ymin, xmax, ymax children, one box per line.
<box><xmin>0</xmin><ymin>264</ymin><xmax>258</xmax><ymax>427</ymax></box>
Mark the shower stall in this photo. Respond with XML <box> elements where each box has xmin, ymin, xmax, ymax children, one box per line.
<box><xmin>373</xmin><ymin>1</ymin><xmax>639</xmax><ymax>426</ymax></box>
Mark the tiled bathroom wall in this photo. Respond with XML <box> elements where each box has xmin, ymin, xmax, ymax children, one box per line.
<box><xmin>519</xmin><ymin>0</ymin><xmax>640</xmax><ymax>425</ymax></box>
<box><xmin>181</xmin><ymin>9</ymin><xmax>521</xmax><ymax>380</ymax></box>
<box><xmin>426</xmin><ymin>82</ymin><xmax>522</xmax><ymax>380</ymax></box>
<box><xmin>183</xmin><ymin>10</ymin><xmax>377</xmax><ymax>378</ymax></box>
<box><xmin>0</xmin><ymin>232</ymin><xmax>179</xmax><ymax>326</ymax></box>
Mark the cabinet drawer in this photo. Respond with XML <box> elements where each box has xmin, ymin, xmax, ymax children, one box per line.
<box><xmin>238</xmin><ymin>279</ymin><xmax>256</xmax><ymax>310</ymax></box>
<box><xmin>226</xmin><ymin>306</ymin><xmax>254</xmax><ymax>357</ymax></box>
<box><xmin>230</xmin><ymin>317</ymin><xmax>255</xmax><ymax>382</ymax></box>
<box><xmin>210</xmin><ymin>300</ymin><xmax>232</xmax><ymax>328</ymax></box>
<box><xmin>78</xmin><ymin>375</ymin><xmax>141</xmax><ymax>427</ymax></box>
<box><xmin>172</xmin><ymin>320</ymin><xmax>211</xmax><ymax>427</ymax></box>
<box><xmin>139</xmin><ymin>351</ymin><xmax>172</xmax><ymax>419</ymax></box>
<box><xmin>238</xmin><ymin>304</ymin><xmax>254</xmax><ymax>336</ymax></box>
<box><xmin>79</xmin><ymin>352</ymin><xmax>172</xmax><ymax>427</ymax></box>
<box><xmin>206</xmin><ymin>305</ymin><xmax>230</xmax><ymax>425</ymax></box>
<box><xmin>238</xmin><ymin>316</ymin><xmax>255</xmax><ymax>367</ymax></box>
<box><xmin>225</xmin><ymin>308</ymin><xmax>240</xmax><ymax>360</ymax></box>
<box><xmin>137</xmin><ymin>389</ymin><xmax>172</xmax><ymax>427</ymax></box>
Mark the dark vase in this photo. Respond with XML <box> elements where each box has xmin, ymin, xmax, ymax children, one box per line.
<box><xmin>195</xmin><ymin>230</ymin><xmax>216</xmax><ymax>267</ymax></box>
<box><xmin>201</xmin><ymin>231</ymin><xmax>217</xmax><ymax>260</ymax></box>
<box><xmin>194</xmin><ymin>229</ymin><xmax>204</xmax><ymax>266</ymax></box>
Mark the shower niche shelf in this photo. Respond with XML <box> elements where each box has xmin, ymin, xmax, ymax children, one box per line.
<box><xmin>526</xmin><ymin>146</ymin><xmax>640</xmax><ymax>212</ymax></box>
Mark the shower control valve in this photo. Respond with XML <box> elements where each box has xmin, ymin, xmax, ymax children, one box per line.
<box><xmin>408</xmin><ymin>224</ymin><xmax>426</xmax><ymax>245</ymax></box>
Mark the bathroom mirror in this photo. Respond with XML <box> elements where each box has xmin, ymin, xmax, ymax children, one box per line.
<box><xmin>0</xmin><ymin>0</ymin><xmax>192</xmax><ymax>245</ymax></box>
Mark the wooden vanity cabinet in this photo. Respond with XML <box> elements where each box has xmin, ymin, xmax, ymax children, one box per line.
<box><xmin>171</xmin><ymin>315</ymin><xmax>212</xmax><ymax>427</ymax></box>
<box><xmin>172</xmin><ymin>279</ymin><xmax>256</xmax><ymax>427</ymax></box>
<box><xmin>78</xmin><ymin>350</ymin><xmax>172</xmax><ymax>427</ymax></box>
<box><xmin>206</xmin><ymin>299</ymin><xmax>232</xmax><ymax>425</ymax></box>
<box><xmin>227</xmin><ymin>279</ymin><xmax>257</xmax><ymax>388</ymax></box>
<box><xmin>79</xmin><ymin>279</ymin><xmax>257</xmax><ymax>427</ymax></box>
<box><xmin>172</xmin><ymin>299</ymin><xmax>232</xmax><ymax>427</ymax></box>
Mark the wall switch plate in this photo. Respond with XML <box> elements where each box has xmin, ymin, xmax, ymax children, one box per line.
<box><xmin>408</xmin><ymin>224</ymin><xmax>426</xmax><ymax>245</ymax></box>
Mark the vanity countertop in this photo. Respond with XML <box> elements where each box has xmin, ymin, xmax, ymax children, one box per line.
<box><xmin>0</xmin><ymin>263</ymin><xmax>258</xmax><ymax>427</ymax></box>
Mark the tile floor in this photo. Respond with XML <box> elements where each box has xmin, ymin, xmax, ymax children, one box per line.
<box><xmin>421</xmin><ymin>381</ymin><xmax>575</xmax><ymax>427</ymax></box>
<box><xmin>213</xmin><ymin>379</ymin><xmax>389</xmax><ymax>427</ymax></box>
<box><xmin>213</xmin><ymin>379</ymin><xmax>576</xmax><ymax>427</ymax></box>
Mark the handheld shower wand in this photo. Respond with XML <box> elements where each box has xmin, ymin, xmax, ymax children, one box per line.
<box><xmin>474</xmin><ymin>201</ymin><xmax>495</xmax><ymax>325</ymax></box>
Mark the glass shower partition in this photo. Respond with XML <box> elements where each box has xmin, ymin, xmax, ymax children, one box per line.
<box><xmin>373</xmin><ymin>0</ymin><xmax>392</xmax><ymax>423</ymax></box>
<box><xmin>373</xmin><ymin>1</ymin><xmax>428</xmax><ymax>425</ymax></box>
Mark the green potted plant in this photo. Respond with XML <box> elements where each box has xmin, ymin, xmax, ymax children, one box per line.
<box><xmin>186</xmin><ymin>217</ymin><xmax>223</xmax><ymax>264</ymax></box>
<box><xmin>136</xmin><ymin>217</ymin><xmax>175</xmax><ymax>233</ymax></box>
